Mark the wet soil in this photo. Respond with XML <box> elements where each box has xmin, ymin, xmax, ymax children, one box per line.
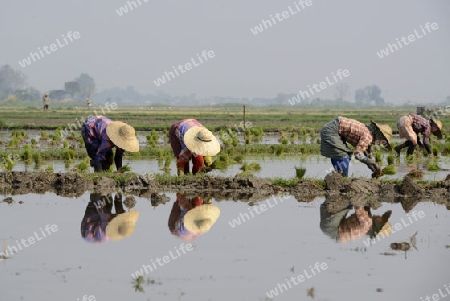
<box><xmin>0</xmin><ymin>171</ymin><xmax>449</xmax><ymax>208</ymax></box>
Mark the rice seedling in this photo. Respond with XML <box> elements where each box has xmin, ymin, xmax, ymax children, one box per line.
<box><xmin>45</xmin><ymin>164</ymin><xmax>54</xmax><ymax>172</ymax></box>
<box><xmin>295</xmin><ymin>166</ymin><xmax>306</xmax><ymax>179</ymax></box>
<box><xmin>432</xmin><ymin>146</ymin><xmax>438</xmax><ymax>157</ymax></box>
<box><xmin>40</xmin><ymin>131</ymin><xmax>49</xmax><ymax>140</ymax></box>
<box><xmin>63</xmin><ymin>140</ymin><xmax>69</xmax><ymax>148</ymax></box>
<box><xmin>163</xmin><ymin>156</ymin><xmax>172</xmax><ymax>171</ymax></box>
<box><xmin>233</xmin><ymin>154</ymin><xmax>244</xmax><ymax>163</ymax></box>
<box><xmin>374</xmin><ymin>151</ymin><xmax>382</xmax><ymax>163</ymax></box>
<box><xmin>240</xmin><ymin>162</ymin><xmax>261</xmax><ymax>172</ymax></box>
<box><xmin>63</xmin><ymin>149</ymin><xmax>75</xmax><ymax>161</ymax></box>
<box><xmin>32</xmin><ymin>152</ymin><xmax>42</xmax><ymax>165</ymax></box>
<box><xmin>382</xmin><ymin>165</ymin><xmax>396</xmax><ymax>175</ymax></box>
<box><xmin>387</xmin><ymin>154</ymin><xmax>394</xmax><ymax>165</ymax></box>
<box><xmin>427</xmin><ymin>160</ymin><xmax>441</xmax><ymax>171</ymax></box>
<box><xmin>275</xmin><ymin>145</ymin><xmax>283</xmax><ymax>156</ymax></box>
<box><xmin>8</xmin><ymin>138</ymin><xmax>20</xmax><ymax>148</ymax></box>
<box><xmin>31</xmin><ymin>138</ymin><xmax>37</xmax><ymax>147</ymax></box>
<box><xmin>23</xmin><ymin>145</ymin><xmax>32</xmax><ymax>163</ymax></box>
<box><xmin>1</xmin><ymin>156</ymin><xmax>15</xmax><ymax>172</ymax></box>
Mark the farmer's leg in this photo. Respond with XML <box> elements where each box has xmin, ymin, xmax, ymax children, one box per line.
<box><xmin>331</xmin><ymin>157</ymin><xmax>350</xmax><ymax>177</ymax></box>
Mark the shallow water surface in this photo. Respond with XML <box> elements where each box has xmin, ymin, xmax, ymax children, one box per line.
<box><xmin>0</xmin><ymin>192</ymin><xmax>449</xmax><ymax>301</ymax></box>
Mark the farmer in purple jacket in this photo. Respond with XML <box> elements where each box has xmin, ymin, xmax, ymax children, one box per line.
<box><xmin>81</xmin><ymin>116</ymin><xmax>139</xmax><ymax>172</ymax></box>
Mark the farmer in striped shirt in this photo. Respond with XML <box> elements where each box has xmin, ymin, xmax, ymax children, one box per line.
<box><xmin>320</xmin><ymin>116</ymin><xmax>392</xmax><ymax>177</ymax></box>
<box><xmin>395</xmin><ymin>114</ymin><xmax>442</xmax><ymax>157</ymax></box>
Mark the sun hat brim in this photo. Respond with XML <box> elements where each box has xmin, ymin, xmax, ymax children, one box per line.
<box><xmin>373</xmin><ymin>122</ymin><xmax>392</xmax><ymax>149</ymax></box>
<box><xmin>106</xmin><ymin>210</ymin><xmax>139</xmax><ymax>241</ymax></box>
<box><xmin>184</xmin><ymin>205</ymin><xmax>220</xmax><ymax>233</ymax></box>
<box><xmin>431</xmin><ymin>119</ymin><xmax>443</xmax><ymax>139</ymax></box>
<box><xmin>106</xmin><ymin>121</ymin><xmax>139</xmax><ymax>152</ymax></box>
<box><xmin>184</xmin><ymin>127</ymin><xmax>220</xmax><ymax>156</ymax></box>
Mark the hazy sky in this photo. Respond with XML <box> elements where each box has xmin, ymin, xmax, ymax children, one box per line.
<box><xmin>2</xmin><ymin>0</ymin><xmax>449</xmax><ymax>103</ymax></box>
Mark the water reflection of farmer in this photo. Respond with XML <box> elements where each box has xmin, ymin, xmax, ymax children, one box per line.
<box><xmin>81</xmin><ymin>193</ymin><xmax>139</xmax><ymax>243</ymax></box>
<box><xmin>168</xmin><ymin>193</ymin><xmax>220</xmax><ymax>241</ymax></box>
<box><xmin>320</xmin><ymin>197</ymin><xmax>392</xmax><ymax>243</ymax></box>
<box><xmin>81</xmin><ymin>116</ymin><xmax>139</xmax><ymax>172</ymax></box>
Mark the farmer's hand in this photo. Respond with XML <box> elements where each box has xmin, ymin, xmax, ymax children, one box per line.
<box><xmin>365</xmin><ymin>158</ymin><xmax>380</xmax><ymax>173</ymax></box>
<box><xmin>93</xmin><ymin>160</ymin><xmax>103</xmax><ymax>172</ymax></box>
<box><xmin>204</xmin><ymin>156</ymin><xmax>212</xmax><ymax>167</ymax></box>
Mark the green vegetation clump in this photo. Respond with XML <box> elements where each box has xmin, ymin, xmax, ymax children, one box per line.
<box><xmin>32</xmin><ymin>152</ymin><xmax>42</xmax><ymax>165</ymax></box>
<box><xmin>1</xmin><ymin>156</ymin><xmax>15</xmax><ymax>172</ymax></box>
<box><xmin>428</xmin><ymin>160</ymin><xmax>441</xmax><ymax>171</ymax></box>
<box><xmin>23</xmin><ymin>145</ymin><xmax>32</xmax><ymax>163</ymax></box>
<box><xmin>240</xmin><ymin>162</ymin><xmax>261</xmax><ymax>172</ymax></box>
<box><xmin>382</xmin><ymin>165</ymin><xmax>396</xmax><ymax>175</ymax></box>
<box><xmin>295</xmin><ymin>166</ymin><xmax>306</xmax><ymax>179</ymax></box>
<box><xmin>374</xmin><ymin>152</ymin><xmax>382</xmax><ymax>163</ymax></box>
<box><xmin>387</xmin><ymin>154</ymin><xmax>394</xmax><ymax>165</ymax></box>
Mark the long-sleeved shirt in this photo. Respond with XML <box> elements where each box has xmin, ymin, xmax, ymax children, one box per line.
<box><xmin>83</xmin><ymin>116</ymin><xmax>120</xmax><ymax>162</ymax></box>
<box><xmin>409</xmin><ymin>113</ymin><xmax>431</xmax><ymax>145</ymax></box>
<box><xmin>174</xmin><ymin>119</ymin><xmax>203</xmax><ymax>162</ymax></box>
<box><xmin>338</xmin><ymin>117</ymin><xmax>373</xmax><ymax>155</ymax></box>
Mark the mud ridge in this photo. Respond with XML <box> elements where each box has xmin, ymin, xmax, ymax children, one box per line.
<box><xmin>0</xmin><ymin>172</ymin><xmax>449</xmax><ymax>206</ymax></box>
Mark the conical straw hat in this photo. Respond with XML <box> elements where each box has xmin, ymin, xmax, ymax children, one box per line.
<box><xmin>184</xmin><ymin>205</ymin><xmax>220</xmax><ymax>234</ymax></box>
<box><xmin>106</xmin><ymin>121</ymin><xmax>139</xmax><ymax>152</ymax></box>
<box><xmin>106</xmin><ymin>210</ymin><xmax>139</xmax><ymax>241</ymax></box>
<box><xmin>183</xmin><ymin>127</ymin><xmax>220</xmax><ymax>156</ymax></box>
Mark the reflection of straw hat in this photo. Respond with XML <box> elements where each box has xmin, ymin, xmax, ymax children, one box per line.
<box><xmin>368</xmin><ymin>210</ymin><xmax>392</xmax><ymax>239</ymax></box>
<box><xmin>431</xmin><ymin>119</ymin><xmax>443</xmax><ymax>139</ymax></box>
<box><xmin>373</xmin><ymin>122</ymin><xmax>392</xmax><ymax>142</ymax></box>
<box><xmin>184</xmin><ymin>205</ymin><xmax>220</xmax><ymax>234</ymax></box>
<box><xmin>106</xmin><ymin>121</ymin><xmax>139</xmax><ymax>152</ymax></box>
<box><xmin>184</xmin><ymin>127</ymin><xmax>220</xmax><ymax>156</ymax></box>
<box><xmin>106</xmin><ymin>210</ymin><xmax>139</xmax><ymax>241</ymax></box>
<box><xmin>376</xmin><ymin>221</ymin><xmax>392</xmax><ymax>238</ymax></box>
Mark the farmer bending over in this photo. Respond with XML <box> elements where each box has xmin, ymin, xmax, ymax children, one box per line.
<box><xmin>81</xmin><ymin>115</ymin><xmax>139</xmax><ymax>172</ymax></box>
<box><xmin>395</xmin><ymin>114</ymin><xmax>442</xmax><ymax>157</ymax></box>
<box><xmin>169</xmin><ymin>119</ymin><xmax>220</xmax><ymax>175</ymax></box>
<box><xmin>320</xmin><ymin>116</ymin><xmax>392</xmax><ymax>177</ymax></box>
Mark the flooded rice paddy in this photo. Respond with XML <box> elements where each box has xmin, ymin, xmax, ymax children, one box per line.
<box><xmin>0</xmin><ymin>192</ymin><xmax>449</xmax><ymax>301</ymax></box>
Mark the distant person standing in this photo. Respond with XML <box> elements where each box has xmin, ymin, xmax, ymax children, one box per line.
<box><xmin>86</xmin><ymin>97</ymin><xmax>92</xmax><ymax>107</ymax></box>
<box><xmin>43</xmin><ymin>94</ymin><xmax>50</xmax><ymax>110</ymax></box>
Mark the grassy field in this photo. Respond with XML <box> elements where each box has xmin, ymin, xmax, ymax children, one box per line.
<box><xmin>0</xmin><ymin>105</ymin><xmax>439</xmax><ymax>133</ymax></box>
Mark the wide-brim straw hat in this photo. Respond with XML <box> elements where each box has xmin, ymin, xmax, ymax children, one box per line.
<box><xmin>106</xmin><ymin>210</ymin><xmax>139</xmax><ymax>241</ymax></box>
<box><xmin>431</xmin><ymin>119</ymin><xmax>443</xmax><ymax>139</ymax></box>
<box><xmin>184</xmin><ymin>127</ymin><xmax>220</xmax><ymax>156</ymax></box>
<box><xmin>184</xmin><ymin>204</ymin><xmax>220</xmax><ymax>234</ymax></box>
<box><xmin>376</xmin><ymin>221</ymin><xmax>392</xmax><ymax>238</ymax></box>
<box><xmin>372</xmin><ymin>122</ymin><xmax>392</xmax><ymax>149</ymax></box>
<box><xmin>106</xmin><ymin>121</ymin><xmax>139</xmax><ymax>152</ymax></box>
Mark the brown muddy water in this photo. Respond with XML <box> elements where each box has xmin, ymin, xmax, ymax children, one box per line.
<box><xmin>0</xmin><ymin>192</ymin><xmax>449</xmax><ymax>301</ymax></box>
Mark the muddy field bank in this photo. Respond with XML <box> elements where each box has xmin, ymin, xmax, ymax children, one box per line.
<box><xmin>0</xmin><ymin>172</ymin><xmax>449</xmax><ymax>211</ymax></box>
